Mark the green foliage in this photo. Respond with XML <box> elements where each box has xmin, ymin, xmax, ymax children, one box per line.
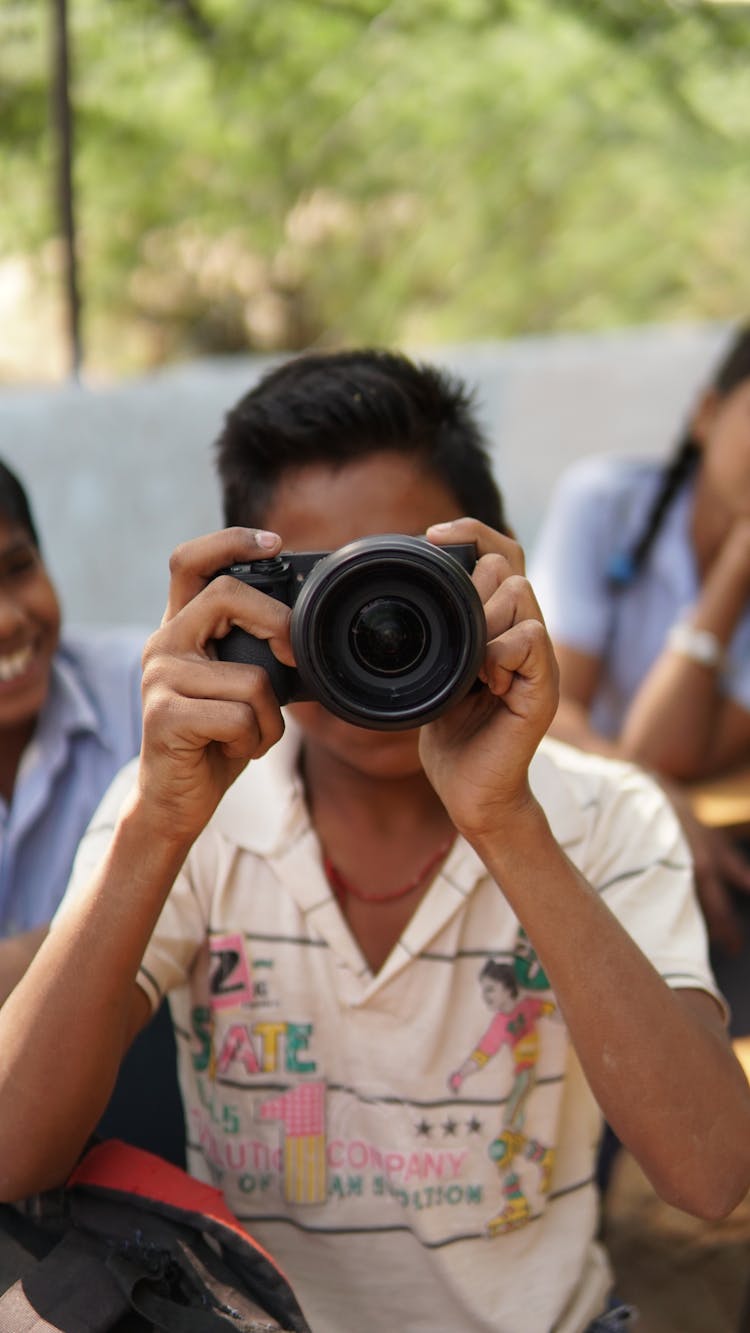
<box><xmin>1</xmin><ymin>0</ymin><xmax>750</xmax><ymax>374</ymax></box>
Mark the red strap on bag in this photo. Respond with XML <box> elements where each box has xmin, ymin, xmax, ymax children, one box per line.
<box><xmin>68</xmin><ymin>1139</ymin><xmax>269</xmax><ymax>1259</ymax></box>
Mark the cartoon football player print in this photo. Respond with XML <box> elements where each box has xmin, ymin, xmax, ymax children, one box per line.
<box><xmin>449</xmin><ymin>958</ymin><xmax>556</xmax><ymax>1236</ymax></box>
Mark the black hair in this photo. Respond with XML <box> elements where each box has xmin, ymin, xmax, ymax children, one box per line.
<box><xmin>609</xmin><ymin>324</ymin><xmax>750</xmax><ymax>588</ymax></box>
<box><xmin>0</xmin><ymin>459</ymin><xmax>39</xmax><ymax>548</ymax></box>
<box><xmin>214</xmin><ymin>348</ymin><xmax>507</xmax><ymax>532</ymax></box>
<box><xmin>479</xmin><ymin>959</ymin><xmax>518</xmax><ymax>996</ymax></box>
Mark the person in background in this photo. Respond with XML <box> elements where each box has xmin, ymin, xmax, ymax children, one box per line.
<box><xmin>530</xmin><ymin>325</ymin><xmax>750</xmax><ymax>1036</ymax></box>
<box><xmin>0</xmin><ymin>351</ymin><xmax>747</xmax><ymax>1333</ymax></box>
<box><xmin>0</xmin><ymin>458</ymin><xmax>144</xmax><ymax>941</ymax></box>
<box><xmin>0</xmin><ymin>457</ymin><xmax>184</xmax><ymax>1164</ymax></box>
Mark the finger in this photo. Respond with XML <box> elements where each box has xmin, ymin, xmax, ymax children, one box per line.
<box><xmin>143</xmin><ymin>652</ymin><xmax>287</xmax><ymax>756</ymax></box>
<box><xmin>480</xmin><ymin>619</ymin><xmax>558</xmax><ymax>705</ymax></box>
<box><xmin>163</xmin><ymin>527</ymin><xmax>282</xmax><ymax>623</ymax></box>
<box><xmin>468</xmin><ymin>566</ymin><xmax>557</xmax><ymax>708</ymax></box>
<box><xmin>474</xmin><ymin>564</ymin><xmax>546</xmax><ymax>641</ymax></box>
<box><xmin>142</xmin><ymin>651</ymin><xmax>287</xmax><ymax>711</ymax></box>
<box><xmin>144</xmin><ymin>682</ymin><xmax>285</xmax><ymax>764</ymax></box>
<box><xmin>196</xmin><ymin>697</ymin><xmax>284</xmax><ymax>764</ymax></box>
<box><xmin>220</xmin><ymin>693</ymin><xmax>286</xmax><ymax>762</ymax></box>
<box><xmin>152</xmin><ymin>573</ymin><xmax>296</xmax><ymax>669</ymax></box>
<box><xmin>425</xmin><ymin>518</ymin><xmax>525</xmax><ymax>574</ymax></box>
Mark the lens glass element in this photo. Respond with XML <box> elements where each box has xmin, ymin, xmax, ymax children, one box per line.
<box><xmin>290</xmin><ymin>535</ymin><xmax>486</xmax><ymax>730</ymax></box>
<box><xmin>348</xmin><ymin>597</ymin><xmax>429</xmax><ymax>676</ymax></box>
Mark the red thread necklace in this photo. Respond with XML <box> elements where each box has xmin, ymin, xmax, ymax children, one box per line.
<box><xmin>323</xmin><ymin>834</ymin><xmax>456</xmax><ymax>906</ymax></box>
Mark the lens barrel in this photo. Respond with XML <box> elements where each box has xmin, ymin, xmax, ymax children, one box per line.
<box><xmin>290</xmin><ymin>534</ymin><xmax>485</xmax><ymax>730</ymax></box>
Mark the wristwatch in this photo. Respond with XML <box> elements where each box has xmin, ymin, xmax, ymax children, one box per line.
<box><xmin>666</xmin><ymin>620</ymin><xmax>724</xmax><ymax>669</ymax></box>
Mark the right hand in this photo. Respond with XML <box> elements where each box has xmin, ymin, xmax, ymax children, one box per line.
<box><xmin>421</xmin><ymin>519</ymin><xmax>559</xmax><ymax>842</ymax></box>
<box><xmin>135</xmin><ymin>528</ymin><xmax>296</xmax><ymax>843</ymax></box>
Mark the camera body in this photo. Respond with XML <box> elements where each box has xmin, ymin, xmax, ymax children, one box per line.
<box><xmin>215</xmin><ymin>534</ymin><xmax>485</xmax><ymax>731</ymax></box>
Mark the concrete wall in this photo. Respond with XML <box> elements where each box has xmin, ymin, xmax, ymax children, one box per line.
<box><xmin>0</xmin><ymin>322</ymin><xmax>730</xmax><ymax>629</ymax></box>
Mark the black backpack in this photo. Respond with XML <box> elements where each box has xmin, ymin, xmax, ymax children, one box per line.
<box><xmin>0</xmin><ymin>1139</ymin><xmax>312</xmax><ymax>1333</ymax></box>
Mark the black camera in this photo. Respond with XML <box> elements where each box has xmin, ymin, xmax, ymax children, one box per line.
<box><xmin>214</xmin><ymin>534</ymin><xmax>485</xmax><ymax>731</ymax></box>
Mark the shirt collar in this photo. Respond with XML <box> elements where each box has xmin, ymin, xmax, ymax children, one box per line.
<box><xmin>14</xmin><ymin>651</ymin><xmax>111</xmax><ymax>792</ymax></box>
<box><xmin>213</xmin><ymin>720</ymin><xmax>587</xmax><ymax>858</ymax></box>
<box><xmin>45</xmin><ymin>651</ymin><xmax>104</xmax><ymax>740</ymax></box>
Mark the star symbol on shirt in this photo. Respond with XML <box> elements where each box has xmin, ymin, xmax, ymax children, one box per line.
<box><xmin>442</xmin><ymin>1117</ymin><xmax>458</xmax><ymax>1136</ymax></box>
<box><xmin>415</xmin><ymin>1118</ymin><xmax>432</xmax><ymax>1136</ymax></box>
<box><xmin>467</xmin><ymin>1116</ymin><xmax>483</xmax><ymax>1134</ymax></box>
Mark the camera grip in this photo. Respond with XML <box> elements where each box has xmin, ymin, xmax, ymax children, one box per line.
<box><xmin>216</xmin><ymin>627</ymin><xmax>298</xmax><ymax>707</ymax></box>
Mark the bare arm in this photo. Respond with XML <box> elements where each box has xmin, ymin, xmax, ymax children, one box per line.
<box><xmin>467</xmin><ymin>804</ymin><xmax>749</xmax><ymax>1220</ymax></box>
<box><xmin>0</xmin><ymin>925</ymin><xmax>48</xmax><ymax>1007</ymax></box>
<box><xmin>0</xmin><ymin>819</ymin><xmax>178</xmax><ymax>1197</ymax></box>
<box><xmin>547</xmin><ymin>517</ymin><xmax>750</xmax><ymax>778</ymax></box>
<box><xmin>619</xmin><ymin>519</ymin><xmax>750</xmax><ymax>778</ymax></box>
<box><xmin>423</xmin><ymin>519</ymin><xmax>750</xmax><ymax>1220</ymax></box>
<box><xmin>0</xmin><ymin>526</ymin><xmax>293</xmax><ymax>1200</ymax></box>
<box><xmin>550</xmin><ymin>642</ymin><xmax>750</xmax><ymax>955</ymax></box>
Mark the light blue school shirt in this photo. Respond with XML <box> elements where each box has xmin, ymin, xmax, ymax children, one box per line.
<box><xmin>0</xmin><ymin>626</ymin><xmax>145</xmax><ymax>935</ymax></box>
<box><xmin>529</xmin><ymin>455</ymin><xmax>750</xmax><ymax>738</ymax></box>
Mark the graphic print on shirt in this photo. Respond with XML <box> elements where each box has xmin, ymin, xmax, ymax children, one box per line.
<box><xmin>447</xmin><ymin>939</ymin><xmax>556</xmax><ymax>1237</ymax></box>
<box><xmin>188</xmin><ymin>928</ymin><xmax>562</xmax><ymax>1239</ymax></box>
<box><xmin>259</xmin><ymin>1081</ymin><xmax>327</xmax><ymax>1204</ymax></box>
<box><xmin>208</xmin><ymin>932</ymin><xmax>254</xmax><ymax>1010</ymax></box>
<box><xmin>193</xmin><ymin>932</ymin><xmax>327</xmax><ymax>1206</ymax></box>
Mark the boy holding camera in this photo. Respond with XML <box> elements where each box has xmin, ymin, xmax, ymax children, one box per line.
<box><xmin>0</xmin><ymin>350</ymin><xmax>748</xmax><ymax>1333</ymax></box>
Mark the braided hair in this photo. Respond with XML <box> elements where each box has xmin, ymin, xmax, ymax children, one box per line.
<box><xmin>608</xmin><ymin>325</ymin><xmax>750</xmax><ymax>589</ymax></box>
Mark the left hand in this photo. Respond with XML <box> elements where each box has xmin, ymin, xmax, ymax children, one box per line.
<box><xmin>420</xmin><ymin>519</ymin><xmax>559</xmax><ymax>839</ymax></box>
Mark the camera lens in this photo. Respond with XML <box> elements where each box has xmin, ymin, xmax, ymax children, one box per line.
<box><xmin>290</xmin><ymin>534</ymin><xmax>485</xmax><ymax>730</ymax></box>
<box><xmin>349</xmin><ymin>598</ymin><xmax>429</xmax><ymax>676</ymax></box>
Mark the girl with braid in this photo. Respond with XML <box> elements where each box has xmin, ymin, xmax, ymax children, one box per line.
<box><xmin>531</xmin><ymin>325</ymin><xmax>750</xmax><ymax>1032</ymax></box>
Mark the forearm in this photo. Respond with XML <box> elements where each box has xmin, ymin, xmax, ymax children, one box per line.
<box><xmin>0</xmin><ymin>799</ymin><xmax>193</xmax><ymax>1200</ymax></box>
<box><xmin>0</xmin><ymin>925</ymin><xmax>48</xmax><ymax>1006</ymax></box>
<box><xmin>0</xmin><ymin>524</ymin><xmax>292</xmax><ymax>1200</ymax></box>
<box><xmin>620</xmin><ymin>540</ymin><xmax>750</xmax><ymax>776</ymax></box>
<box><xmin>468</xmin><ymin>800</ymin><xmax>750</xmax><ymax>1217</ymax></box>
<box><xmin>619</xmin><ymin>661</ymin><xmax>723</xmax><ymax>776</ymax></box>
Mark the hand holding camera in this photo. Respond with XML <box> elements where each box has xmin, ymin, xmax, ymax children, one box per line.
<box><xmin>137</xmin><ymin>526</ymin><xmax>293</xmax><ymax>843</ymax></box>
<box><xmin>139</xmin><ymin>519</ymin><xmax>552</xmax><ymax>846</ymax></box>
<box><xmin>213</xmin><ymin>534</ymin><xmax>486</xmax><ymax>731</ymax></box>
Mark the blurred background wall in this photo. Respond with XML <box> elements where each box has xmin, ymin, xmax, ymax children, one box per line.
<box><xmin>2</xmin><ymin>3</ymin><xmax>746</xmax><ymax>629</ymax></box>
<box><xmin>0</xmin><ymin>321</ymin><xmax>728</xmax><ymax>628</ymax></box>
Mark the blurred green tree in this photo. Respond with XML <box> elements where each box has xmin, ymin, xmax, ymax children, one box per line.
<box><xmin>1</xmin><ymin>0</ymin><xmax>749</xmax><ymax>376</ymax></box>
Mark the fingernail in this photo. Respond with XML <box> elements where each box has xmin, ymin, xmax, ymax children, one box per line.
<box><xmin>428</xmin><ymin>522</ymin><xmax>454</xmax><ymax>532</ymax></box>
<box><xmin>256</xmin><ymin>530</ymin><xmax>280</xmax><ymax>548</ymax></box>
